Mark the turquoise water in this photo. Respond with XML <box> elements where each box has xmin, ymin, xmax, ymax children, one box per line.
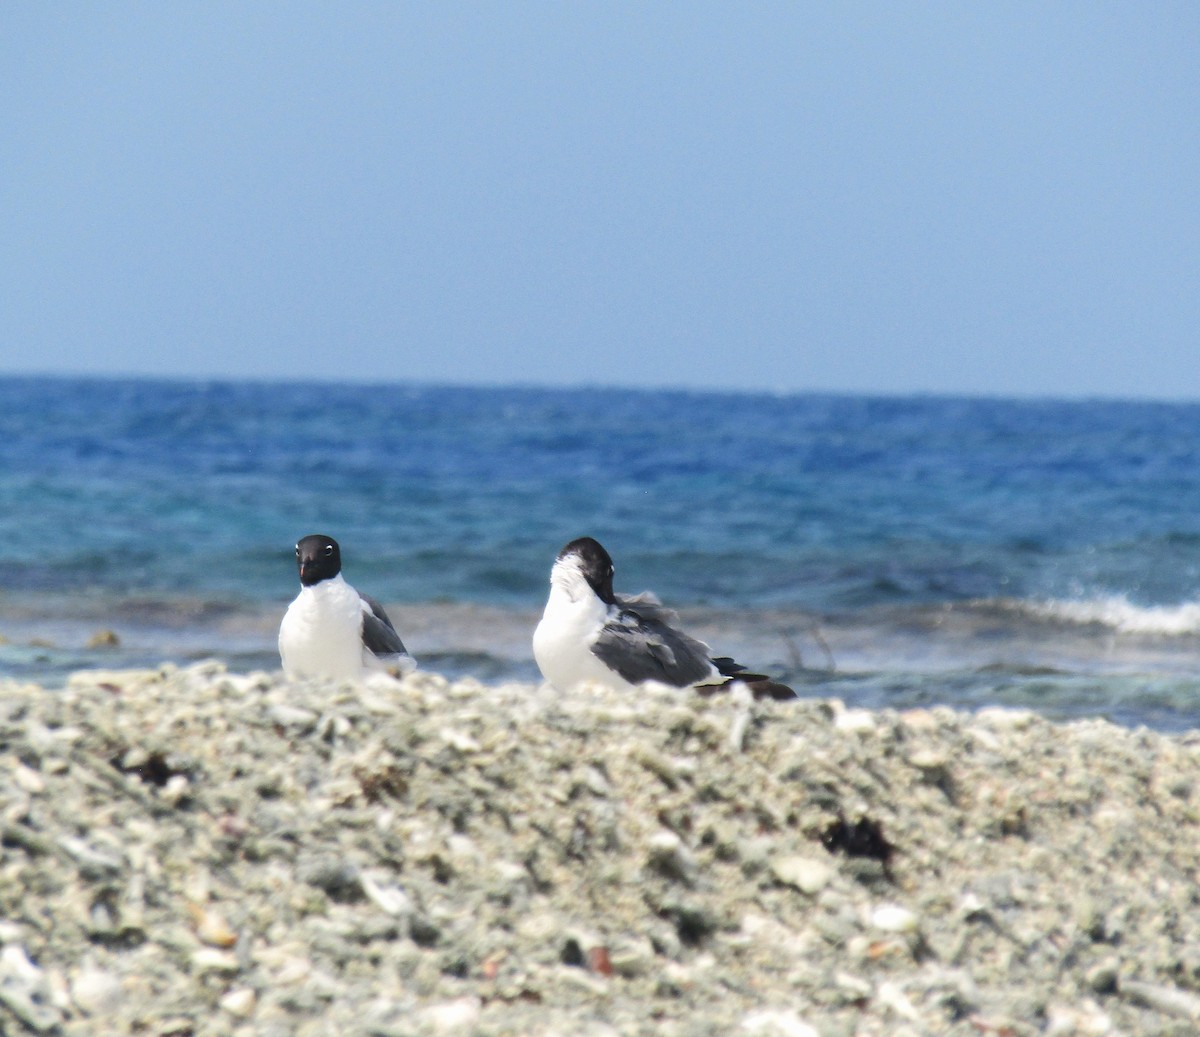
<box><xmin>3</xmin><ymin>377</ymin><xmax>1200</xmax><ymax>729</ymax></box>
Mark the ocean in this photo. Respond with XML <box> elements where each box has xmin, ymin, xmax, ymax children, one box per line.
<box><xmin>2</xmin><ymin>376</ymin><xmax>1199</xmax><ymax>730</ymax></box>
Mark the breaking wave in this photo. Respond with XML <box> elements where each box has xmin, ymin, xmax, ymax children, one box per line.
<box><xmin>1018</xmin><ymin>596</ymin><xmax>1200</xmax><ymax>636</ymax></box>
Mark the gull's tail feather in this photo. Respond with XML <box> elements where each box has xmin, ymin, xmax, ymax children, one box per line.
<box><xmin>705</xmin><ymin>656</ymin><xmax>797</xmax><ymax>700</ymax></box>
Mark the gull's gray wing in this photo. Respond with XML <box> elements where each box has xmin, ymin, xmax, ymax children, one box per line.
<box><xmin>616</xmin><ymin>591</ymin><xmax>685</xmax><ymax>627</ymax></box>
<box><xmin>591</xmin><ymin>596</ymin><xmax>717</xmax><ymax>688</ymax></box>
<box><xmin>360</xmin><ymin>595</ymin><xmax>412</xmax><ymax>661</ymax></box>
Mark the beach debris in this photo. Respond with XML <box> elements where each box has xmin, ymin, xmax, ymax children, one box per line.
<box><xmin>110</xmin><ymin>747</ymin><xmax>185</xmax><ymax>788</ymax></box>
<box><xmin>86</xmin><ymin>629</ymin><xmax>121</xmax><ymax>649</ymax></box>
<box><xmin>354</xmin><ymin>763</ymin><xmax>409</xmax><ymax>803</ymax></box>
<box><xmin>586</xmin><ymin>945</ymin><xmax>614</xmax><ymax>977</ymax></box>
<box><xmin>820</xmin><ymin>813</ymin><xmax>897</xmax><ymax>877</ymax></box>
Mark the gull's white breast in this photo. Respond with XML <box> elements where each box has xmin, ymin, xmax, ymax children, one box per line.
<box><xmin>279</xmin><ymin>573</ymin><xmax>367</xmax><ymax>680</ymax></box>
<box><xmin>533</xmin><ymin>583</ymin><xmax>635</xmax><ymax>692</ymax></box>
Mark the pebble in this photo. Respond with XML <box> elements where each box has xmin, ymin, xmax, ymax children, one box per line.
<box><xmin>417</xmin><ymin>996</ymin><xmax>482</xmax><ymax>1031</ymax></box>
<box><xmin>70</xmin><ymin>966</ymin><xmax>123</xmax><ymax>1016</ymax></box>
<box><xmin>729</xmin><ymin>708</ymin><xmax>752</xmax><ymax>752</ymax></box>
<box><xmin>1045</xmin><ymin>1000</ymin><xmax>1114</xmax><ymax>1035</ymax></box>
<box><xmin>12</xmin><ymin>762</ymin><xmax>45</xmax><ymax>795</ymax></box>
<box><xmin>770</xmin><ymin>855</ymin><xmax>833</xmax><ymax>895</ymax></box>
<box><xmin>1119</xmin><ymin>979</ymin><xmax>1200</xmax><ymax>1020</ymax></box>
<box><xmin>581</xmin><ymin>764</ymin><xmax>611</xmax><ymax>796</ymax></box>
<box><xmin>161</xmin><ymin>773</ymin><xmax>190</xmax><ymax>806</ymax></box>
<box><xmin>1086</xmin><ymin>958</ymin><xmax>1119</xmax><ymax>994</ymax></box>
<box><xmin>0</xmin><ymin>945</ymin><xmax>60</xmax><ymax>1033</ymax></box>
<box><xmin>646</xmin><ymin>830</ymin><xmax>698</xmax><ymax>885</ymax></box>
<box><xmin>267</xmin><ymin>703</ymin><xmax>318</xmax><ymax>731</ymax></box>
<box><xmin>833</xmin><ymin>708</ymin><xmax>877</xmax><ymax>733</ymax></box>
<box><xmin>192</xmin><ymin>949</ymin><xmax>240</xmax><ymax>974</ymax></box>
<box><xmin>267</xmin><ymin>956</ymin><xmax>312</xmax><ymax>987</ymax></box>
<box><xmin>832</xmin><ymin>970</ymin><xmax>872</xmax><ymax>1002</ymax></box>
<box><xmin>359</xmin><ymin>871</ymin><xmax>412</xmax><ymax>917</ymax></box>
<box><xmin>876</xmin><ymin>980</ymin><xmax>921</xmax><ymax>1021</ymax></box>
<box><xmin>907</xmin><ymin>748</ymin><xmax>948</xmax><ymax>771</ymax></box>
<box><xmin>740</xmin><ymin>1009</ymin><xmax>820</xmax><ymax>1037</ymax></box>
<box><xmin>219</xmin><ymin>987</ymin><xmax>257</xmax><ymax>1017</ymax></box>
<box><xmin>870</xmin><ymin>905</ymin><xmax>919</xmax><ymax>933</ymax></box>
<box><xmin>974</xmin><ymin>706</ymin><xmax>1037</xmax><ymax>730</ymax></box>
<box><xmin>189</xmin><ymin>904</ymin><xmax>238</xmax><ymax>948</ymax></box>
<box><xmin>439</xmin><ymin>727</ymin><xmax>481</xmax><ymax>752</ymax></box>
<box><xmin>607</xmin><ymin>937</ymin><xmax>656</xmax><ymax>978</ymax></box>
<box><xmin>56</xmin><ymin>835</ymin><xmax>124</xmax><ymax>878</ymax></box>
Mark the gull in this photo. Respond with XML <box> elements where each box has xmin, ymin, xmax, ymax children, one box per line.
<box><xmin>279</xmin><ymin>533</ymin><xmax>416</xmax><ymax>681</ymax></box>
<box><xmin>533</xmin><ymin>536</ymin><xmax>793</xmax><ymax>698</ymax></box>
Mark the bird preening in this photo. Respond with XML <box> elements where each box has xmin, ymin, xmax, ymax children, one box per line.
<box><xmin>532</xmin><ymin>536</ymin><xmax>795</xmax><ymax>699</ymax></box>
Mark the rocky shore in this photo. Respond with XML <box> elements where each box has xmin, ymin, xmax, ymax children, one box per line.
<box><xmin>2</xmin><ymin>662</ymin><xmax>1199</xmax><ymax>1036</ymax></box>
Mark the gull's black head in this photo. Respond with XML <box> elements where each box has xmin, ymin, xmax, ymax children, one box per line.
<box><xmin>296</xmin><ymin>534</ymin><xmax>342</xmax><ymax>586</ymax></box>
<box><xmin>558</xmin><ymin>536</ymin><xmax>616</xmax><ymax>604</ymax></box>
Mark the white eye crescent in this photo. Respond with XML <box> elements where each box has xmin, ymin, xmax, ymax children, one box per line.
<box><xmin>324</xmin><ymin>545</ymin><xmax>334</xmax><ymax>556</ymax></box>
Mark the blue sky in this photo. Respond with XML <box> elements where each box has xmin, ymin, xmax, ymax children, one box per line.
<box><xmin>2</xmin><ymin>4</ymin><xmax>1197</xmax><ymax>397</ymax></box>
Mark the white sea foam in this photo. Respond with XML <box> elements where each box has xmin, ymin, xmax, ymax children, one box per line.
<box><xmin>1024</xmin><ymin>596</ymin><xmax>1200</xmax><ymax>636</ymax></box>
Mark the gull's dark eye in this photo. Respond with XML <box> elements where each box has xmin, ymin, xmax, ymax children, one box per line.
<box><xmin>294</xmin><ymin>546</ymin><xmax>300</xmax><ymax>556</ymax></box>
<box><xmin>324</xmin><ymin>545</ymin><xmax>334</xmax><ymax>556</ymax></box>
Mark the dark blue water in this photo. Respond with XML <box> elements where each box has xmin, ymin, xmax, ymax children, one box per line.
<box><xmin>3</xmin><ymin>377</ymin><xmax>1199</xmax><ymax>728</ymax></box>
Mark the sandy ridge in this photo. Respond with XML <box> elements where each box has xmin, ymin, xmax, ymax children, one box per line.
<box><xmin>1</xmin><ymin>663</ymin><xmax>1199</xmax><ymax>1036</ymax></box>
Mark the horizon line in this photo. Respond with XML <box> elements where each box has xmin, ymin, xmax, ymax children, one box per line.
<box><xmin>1</xmin><ymin>368</ymin><xmax>1198</xmax><ymax>408</ymax></box>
